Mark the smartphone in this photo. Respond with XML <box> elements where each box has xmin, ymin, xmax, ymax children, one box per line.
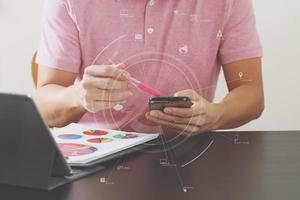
<box><xmin>149</xmin><ymin>96</ymin><xmax>193</xmax><ymax>111</ymax></box>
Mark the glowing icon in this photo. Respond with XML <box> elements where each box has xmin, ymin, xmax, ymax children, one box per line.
<box><xmin>120</xmin><ymin>9</ymin><xmax>129</xmax><ymax>17</ymax></box>
<box><xmin>113</xmin><ymin>104</ymin><xmax>124</xmax><ymax>111</ymax></box>
<box><xmin>100</xmin><ymin>177</ymin><xmax>114</xmax><ymax>185</ymax></box>
<box><xmin>234</xmin><ymin>134</ymin><xmax>250</xmax><ymax>145</ymax></box>
<box><xmin>160</xmin><ymin>158</ymin><xmax>169</xmax><ymax>165</ymax></box>
<box><xmin>135</xmin><ymin>33</ymin><xmax>143</xmax><ymax>40</ymax></box>
<box><xmin>183</xmin><ymin>186</ymin><xmax>194</xmax><ymax>193</ymax></box>
<box><xmin>100</xmin><ymin>177</ymin><xmax>106</xmax><ymax>183</ymax></box>
<box><xmin>179</xmin><ymin>45</ymin><xmax>188</xmax><ymax>55</ymax></box>
<box><xmin>117</xmin><ymin>165</ymin><xmax>130</xmax><ymax>170</ymax></box>
<box><xmin>217</xmin><ymin>30</ymin><xmax>224</xmax><ymax>40</ymax></box>
<box><xmin>147</xmin><ymin>27</ymin><xmax>154</xmax><ymax>34</ymax></box>
<box><xmin>149</xmin><ymin>0</ymin><xmax>155</xmax><ymax>6</ymax></box>
<box><xmin>160</xmin><ymin>158</ymin><xmax>176</xmax><ymax>167</ymax></box>
<box><xmin>239</xmin><ymin>72</ymin><xmax>243</xmax><ymax>80</ymax></box>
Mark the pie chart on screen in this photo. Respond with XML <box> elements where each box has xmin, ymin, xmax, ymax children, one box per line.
<box><xmin>87</xmin><ymin>138</ymin><xmax>113</xmax><ymax>144</ymax></box>
<box><xmin>113</xmin><ymin>133</ymin><xmax>139</xmax><ymax>139</ymax></box>
<box><xmin>58</xmin><ymin>143</ymin><xmax>97</xmax><ymax>157</ymax></box>
<box><xmin>83</xmin><ymin>130</ymin><xmax>108</xmax><ymax>136</ymax></box>
<box><xmin>57</xmin><ymin>134</ymin><xmax>82</xmax><ymax>140</ymax></box>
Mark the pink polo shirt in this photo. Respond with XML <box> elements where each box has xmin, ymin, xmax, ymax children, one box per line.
<box><xmin>37</xmin><ymin>0</ymin><xmax>262</xmax><ymax>132</ymax></box>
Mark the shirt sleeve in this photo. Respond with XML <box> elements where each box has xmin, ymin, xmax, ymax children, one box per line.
<box><xmin>219</xmin><ymin>0</ymin><xmax>263</xmax><ymax>65</ymax></box>
<box><xmin>36</xmin><ymin>0</ymin><xmax>81</xmax><ymax>73</ymax></box>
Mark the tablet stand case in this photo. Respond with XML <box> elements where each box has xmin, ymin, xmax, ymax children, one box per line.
<box><xmin>0</xmin><ymin>94</ymin><xmax>105</xmax><ymax>190</ymax></box>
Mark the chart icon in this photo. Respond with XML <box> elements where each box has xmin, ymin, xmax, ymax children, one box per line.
<box><xmin>87</xmin><ymin>138</ymin><xmax>113</xmax><ymax>144</ymax></box>
<box><xmin>57</xmin><ymin>134</ymin><xmax>82</xmax><ymax>140</ymax></box>
<box><xmin>58</xmin><ymin>143</ymin><xmax>97</xmax><ymax>157</ymax></box>
<box><xmin>113</xmin><ymin>133</ymin><xmax>138</xmax><ymax>139</ymax></box>
<box><xmin>83</xmin><ymin>130</ymin><xmax>108</xmax><ymax>136</ymax></box>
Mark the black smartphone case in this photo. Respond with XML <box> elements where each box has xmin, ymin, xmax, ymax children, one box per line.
<box><xmin>149</xmin><ymin>96</ymin><xmax>193</xmax><ymax>110</ymax></box>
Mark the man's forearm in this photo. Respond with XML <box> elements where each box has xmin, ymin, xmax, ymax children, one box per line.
<box><xmin>34</xmin><ymin>84</ymin><xmax>86</xmax><ymax>128</ymax></box>
<box><xmin>212</xmin><ymin>85</ymin><xmax>264</xmax><ymax>130</ymax></box>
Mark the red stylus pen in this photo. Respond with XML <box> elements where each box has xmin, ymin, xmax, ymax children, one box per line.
<box><xmin>104</xmin><ymin>61</ymin><xmax>161</xmax><ymax>97</ymax></box>
<box><xmin>129</xmin><ymin>77</ymin><xmax>161</xmax><ymax>97</ymax></box>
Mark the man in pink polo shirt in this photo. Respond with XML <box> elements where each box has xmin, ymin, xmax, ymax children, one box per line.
<box><xmin>35</xmin><ymin>0</ymin><xmax>264</xmax><ymax>135</ymax></box>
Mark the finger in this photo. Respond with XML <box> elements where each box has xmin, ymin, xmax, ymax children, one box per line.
<box><xmin>146</xmin><ymin>112</ymin><xmax>191</xmax><ymax>130</ymax></box>
<box><xmin>87</xmin><ymin>77</ymin><xmax>131</xmax><ymax>90</ymax></box>
<box><xmin>149</xmin><ymin>110</ymin><xmax>199</xmax><ymax>126</ymax></box>
<box><xmin>174</xmin><ymin>89</ymin><xmax>200</xmax><ymax>101</ymax></box>
<box><xmin>96</xmin><ymin>101</ymin><xmax>125</xmax><ymax>110</ymax></box>
<box><xmin>183</xmin><ymin>125</ymin><xmax>211</xmax><ymax>136</ymax></box>
<box><xmin>85</xmin><ymin>65</ymin><xmax>130</xmax><ymax>80</ymax></box>
<box><xmin>115</xmin><ymin>63</ymin><xmax>126</xmax><ymax>69</ymax></box>
<box><xmin>164</xmin><ymin>102</ymin><xmax>205</xmax><ymax>118</ymax></box>
<box><xmin>146</xmin><ymin>113</ymin><xmax>201</xmax><ymax>135</ymax></box>
<box><xmin>151</xmin><ymin>110</ymin><xmax>206</xmax><ymax>127</ymax></box>
<box><xmin>88</xmin><ymin>90</ymin><xmax>133</xmax><ymax>102</ymax></box>
<box><xmin>85</xmin><ymin>100</ymin><xmax>124</xmax><ymax>113</ymax></box>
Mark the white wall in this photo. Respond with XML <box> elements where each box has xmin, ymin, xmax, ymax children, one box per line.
<box><xmin>0</xmin><ymin>1</ymin><xmax>42</xmax><ymax>94</ymax></box>
<box><xmin>215</xmin><ymin>0</ymin><xmax>300</xmax><ymax>131</ymax></box>
<box><xmin>0</xmin><ymin>0</ymin><xmax>299</xmax><ymax>131</ymax></box>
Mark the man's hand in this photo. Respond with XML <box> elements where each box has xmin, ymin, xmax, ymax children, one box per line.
<box><xmin>145</xmin><ymin>89</ymin><xmax>223</xmax><ymax>135</ymax></box>
<box><xmin>78</xmin><ymin>63</ymin><xmax>133</xmax><ymax>113</ymax></box>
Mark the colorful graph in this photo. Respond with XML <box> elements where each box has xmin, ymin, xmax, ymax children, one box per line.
<box><xmin>57</xmin><ymin>134</ymin><xmax>82</xmax><ymax>140</ymax></box>
<box><xmin>83</xmin><ymin>130</ymin><xmax>108</xmax><ymax>136</ymax></box>
<box><xmin>58</xmin><ymin>143</ymin><xmax>97</xmax><ymax>157</ymax></box>
<box><xmin>113</xmin><ymin>133</ymin><xmax>138</xmax><ymax>139</ymax></box>
<box><xmin>87</xmin><ymin>138</ymin><xmax>113</xmax><ymax>143</ymax></box>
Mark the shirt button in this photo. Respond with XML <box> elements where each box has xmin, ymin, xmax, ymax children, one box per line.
<box><xmin>147</xmin><ymin>27</ymin><xmax>154</xmax><ymax>34</ymax></box>
<box><xmin>149</xmin><ymin>0</ymin><xmax>155</xmax><ymax>6</ymax></box>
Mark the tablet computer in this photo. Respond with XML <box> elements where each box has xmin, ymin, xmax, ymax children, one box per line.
<box><xmin>0</xmin><ymin>93</ymin><xmax>156</xmax><ymax>189</ymax></box>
